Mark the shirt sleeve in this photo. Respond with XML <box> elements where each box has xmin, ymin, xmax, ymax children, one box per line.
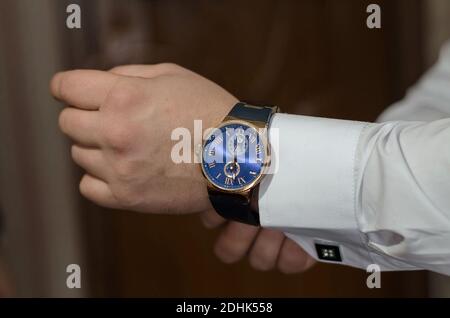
<box><xmin>259</xmin><ymin>42</ymin><xmax>450</xmax><ymax>276</ymax></box>
<box><xmin>378</xmin><ymin>41</ymin><xmax>450</xmax><ymax>122</ymax></box>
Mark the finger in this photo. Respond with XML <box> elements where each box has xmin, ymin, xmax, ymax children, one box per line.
<box><xmin>214</xmin><ymin>221</ymin><xmax>259</xmax><ymax>264</ymax></box>
<box><xmin>109</xmin><ymin>63</ymin><xmax>183</xmax><ymax>78</ymax></box>
<box><xmin>71</xmin><ymin>145</ymin><xmax>109</xmax><ymax>181</ymax></box>
<box><xmin>79</xmin><ymin>174</ymin><xmax>119</xmax><ymax>209</ymax></box>
<box><xmin>200</xmin><ymin>209</ymin><xmax>226</xmax><ymax>229</ymax></box>
<box><xmin>59</xmin><ymin>108</ymin><xmax>101</xmax><ymax>147</ymax></box>
<box><xmin>277</xmin><ymin>238</ymin><xmax>316</xmax><ymax>274</ymax></box>
<box><xmin>50</xmin><ymin>70</ymin><xmax>119</xmax><ymax>110</ymax></box>
<box><xmin>248</xmin><ymin>229</ymin><xmax>285</xmax><ymax>271</ymax></box>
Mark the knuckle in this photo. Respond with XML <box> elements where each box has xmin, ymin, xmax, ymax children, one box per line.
<box><xmin>277</xmin><ymin>252</ymin><xmax>302</xmax><ymax>274</ymax></box>
<box><xmin>78</xmin><ymin>176</ymin><xmax>91</xmax><ymax>199</ymax></box>
<box><xmin>58</xmin><ymin>108</ymin><xmax>71</xmax><ymax>133</ymax></box>
<box><xmin>107</xmin><ymin>79</ymin><xmax>143</xmax><ymax>109</ymax></box>
<box><xmin>214</xmin><ymin>241</ymin><xmax>241</xmax><ymax>264</ymax></box>
<box><xmin>57</xmin><ymin>73</ymin><xmax>69</xmax><ymax>100</ymax></box>
<box><xmin>103</xmin><ymin>122</ymin><xmax>135</xmax><ymax>152</ymax></box>
<box><xmin>58</xmin><ymin>70</ymin><xmax>81</xmax><ymax>100</ymax></box>
<box><xmin>58</xmin><ymin>112</ymin><xmax>66</xmax><ymax>132</ymax></box>
<box><xmin>70</xmin><ymin>144</ymin><xmax>78</xmax><ymax>160</ymax></box>
<box><xmin>157</xmin><ymin>62</ymin><xmax>182</xmax><ymax>73</ymax></box>
<box><xmin>109</xmin><ymin>65</ymin><xmax>126</xmax><ymax>73</ymax></box>
<box><xmin>110</xmin><ymin>183</ymin><xmax>141</xmax><ymax>209</ymax></box>
<box><xmin>249</xmin><ymin>251</ymin><xmax>274</xmax><ymax>271</ymax></box>
<box><xmin>108</xmin><ymin>160</ymin><xmax>142</xmax><ymax>208</ymax></box>
<box><xmin>113</xmin><ymin>158</ymin><xmax>137</xmax><ymax>181</ymax></box>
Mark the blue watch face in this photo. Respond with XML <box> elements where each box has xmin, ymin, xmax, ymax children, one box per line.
<box><xmin>202</xmin><ymin>122</ymin><xmax>265</xmax><ymax>191</ymax></box>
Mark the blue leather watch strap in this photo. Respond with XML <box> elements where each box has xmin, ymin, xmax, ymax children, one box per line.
<box><xmin>208</xmin><ymin>186</ymin><xmax>260</xmax><ymax>225</ymax></box>
<box><xmin>228</xmin><ymin>102</ymin><xmax>277</xmax><ymax>124</ymax></box>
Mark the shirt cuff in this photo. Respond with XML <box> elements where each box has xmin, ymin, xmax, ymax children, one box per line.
<box><xmin>259</xmin><ymin>113</ymin><xmax>371</xmax><ymax>267</ymax></box>
<box><xmin>259</xmin><ymin>114</ymin><xmax>420</xmax><ymax>271</ymax></box>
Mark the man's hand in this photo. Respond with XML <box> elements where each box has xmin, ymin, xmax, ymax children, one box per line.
<box><xmin>51</xmin><ymin>63</ymin><xmax>316</xmax><ymax>274</ymax></box>
<box><xmin>201</xmin><ymin>210</ymin><xmax>316</xmax><ymax>273</ymax></box>
<box><xmin>51</xmin><ymin>63</ymin><xmax>236</xmax><ymax>214</ymax></box>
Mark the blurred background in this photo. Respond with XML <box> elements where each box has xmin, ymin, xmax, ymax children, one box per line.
<box><xmin>0</xmin><ymin>0</ymin><xmax>449</xmax><ymax>297</ymax></box>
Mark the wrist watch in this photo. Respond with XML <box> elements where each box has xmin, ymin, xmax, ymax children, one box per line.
<box><xmin>201</xmin><ymin>102</ymin><xmax>278</xmax><ymax>226</ymax></box>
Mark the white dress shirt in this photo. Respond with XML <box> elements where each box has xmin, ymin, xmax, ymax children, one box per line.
<box><xmin>259</xmin><ymin>41</ymin><xmax>450</xmax><ymax>276</ymax></box>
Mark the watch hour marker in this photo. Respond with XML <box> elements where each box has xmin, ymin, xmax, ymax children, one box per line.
<box><xmin>225</xmin><ymin>177</ymin><xmax>233</xmax><ymax>185</ymax></box>
<box><xmin>255</xmin><ymin>144</ymin><xmax>261</xmax><ymax>155</ymax></box>
<box><xmin>238</xmin><ymin>177</ymin><xmax>246</xmax><ymax>185</ymax></box>
<box><xmin>209</xmin><ymin>147</ymin><xmax>215</xmax><ymax>156</ymax></box>
<box><xmin>213</xmin><ymin>135</ymin><xmax>223</xmax><ymax>146</ymax></box>
<box><xmin>208</xmin><ymin>161</ymin><xmax>216</xmax><ymax>168</ymax></box>
<box><xmin>249</xmin><ymin>171</ymin><xmax>256</xmax><ymax>175</ymax></box>
<box><xmin>215</xmin><ymin>173</ymin><xmax>222</xmax><ymax>179</ymax></box>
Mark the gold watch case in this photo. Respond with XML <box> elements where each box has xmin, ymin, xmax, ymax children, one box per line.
<box><xmin>200</xmin><ymin>116</ymin><xmax>272</xmax><ymax>195</ymax></box>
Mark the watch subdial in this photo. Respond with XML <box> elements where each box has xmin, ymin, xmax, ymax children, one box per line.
<box><xmin>224</xmin><ymin>161</ymin><xmax>240</xmax><ymax>179</ymax></box>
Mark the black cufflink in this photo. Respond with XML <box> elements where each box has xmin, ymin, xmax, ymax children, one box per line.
<box><xmin>315</xmin><ymin>243</ymin><xmax>342</xmax><ymax>262</ymax></box>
